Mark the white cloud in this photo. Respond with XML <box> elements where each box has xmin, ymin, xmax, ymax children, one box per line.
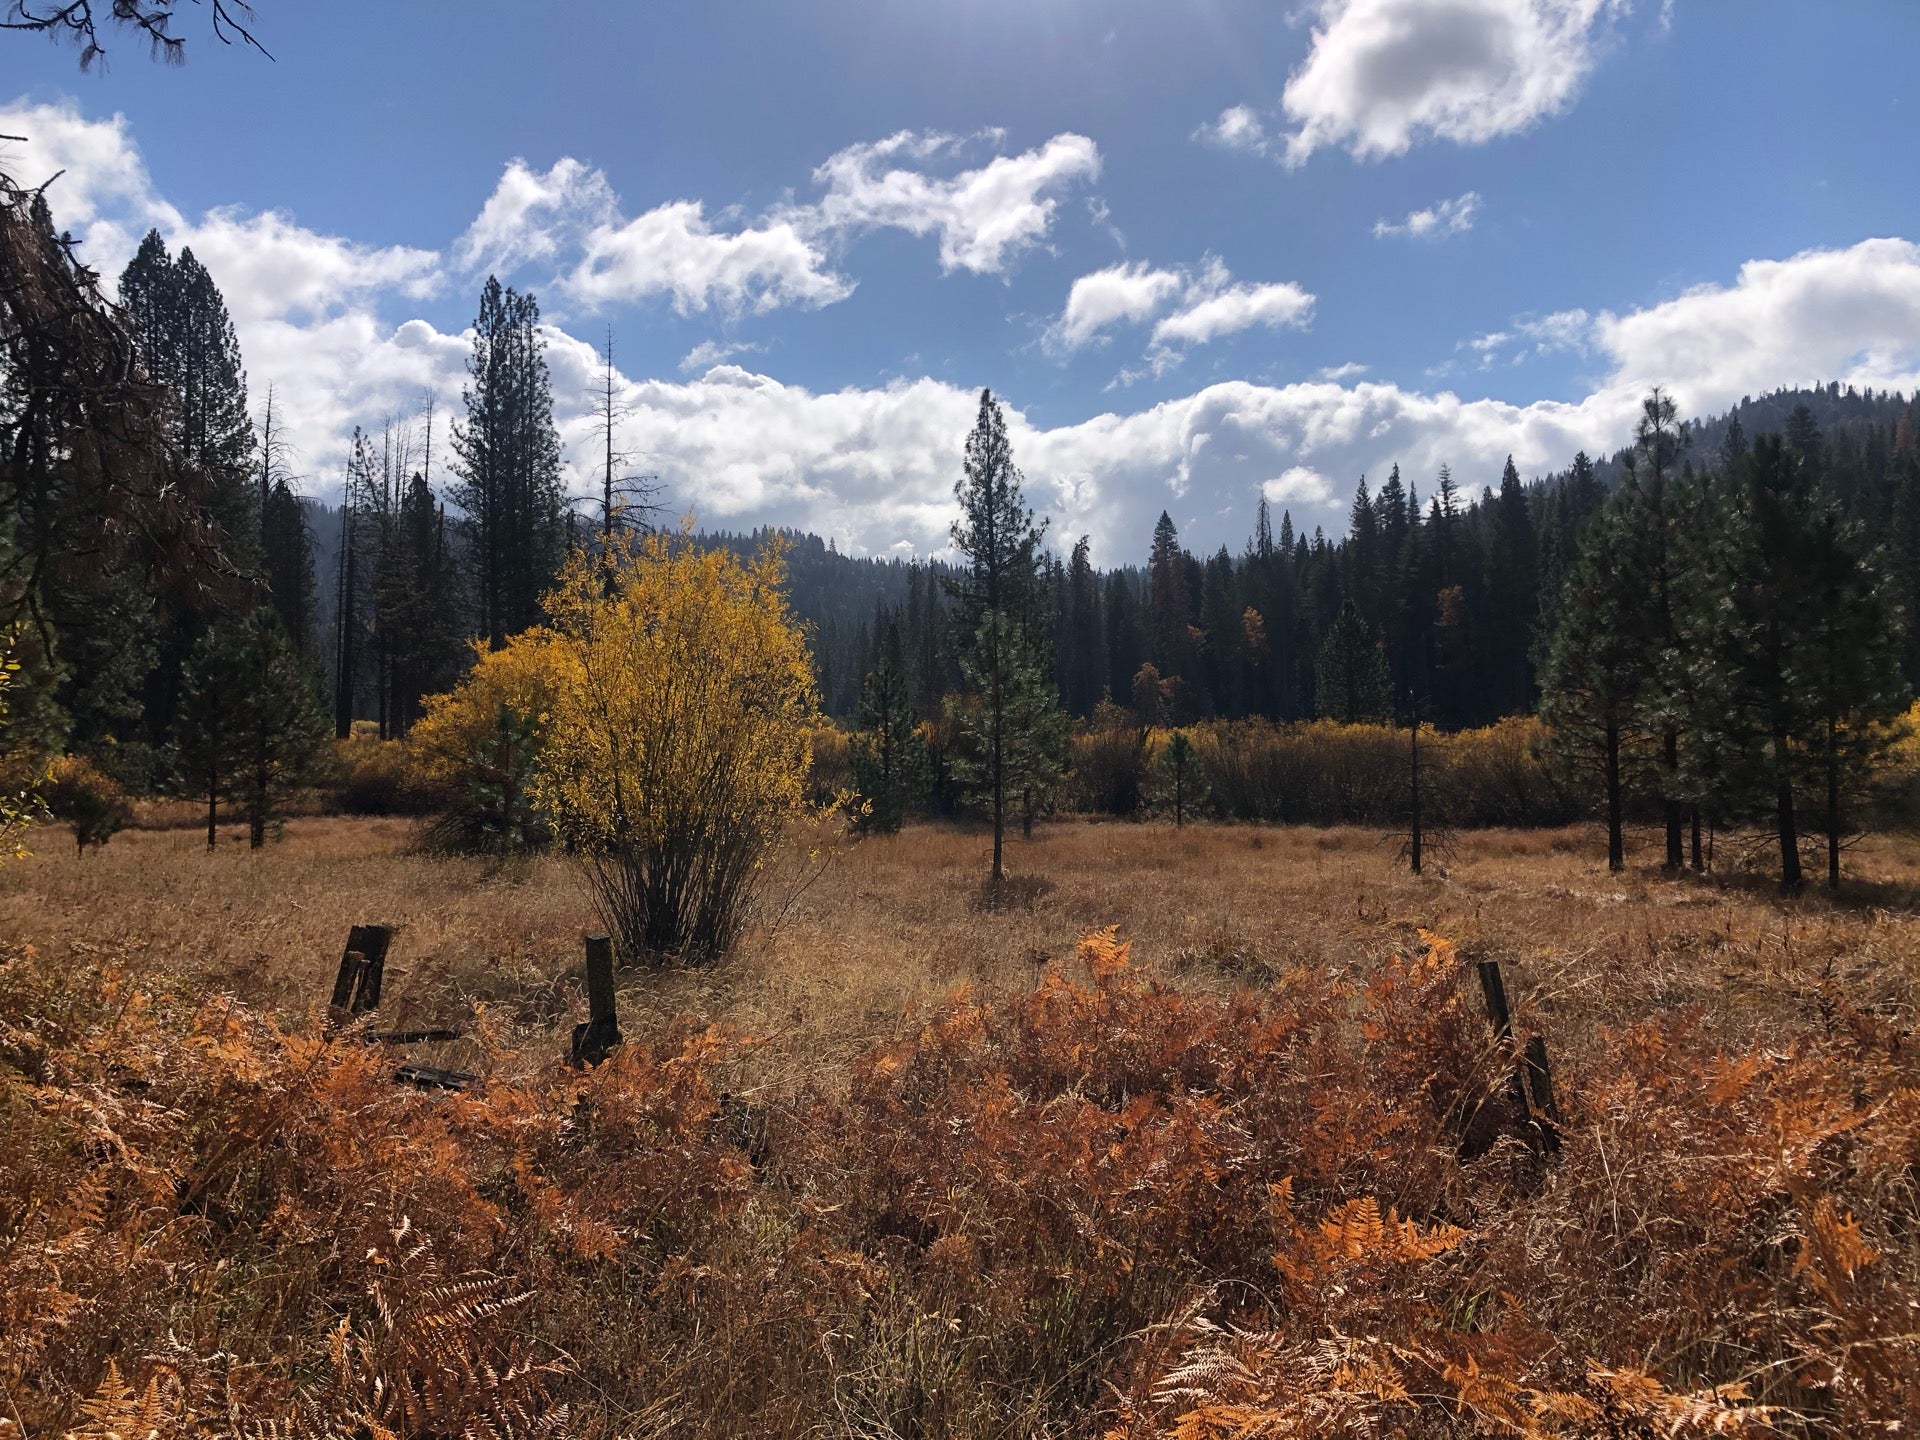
<box><xmin>0</xmin><ymin>97</ymin><xmax>454</xmax><ymax>483</ymax></box>
<box><xmin>1373</xmin><ymin>189</ymin><xmax>1482</xmax><ymax>239</ymax></box>
<box><xmin>1047</xmin><ymin>261</ymin><xmax>1187</xmax><ymax>352</ymax></box>
<box><xmin>1194</xmin><ymin>104</ymin><xmax>1271</xmax><ymax>154</ymax></box>
<box><xmin>1458</xmin><ymin>306</ymin><xmax>1593</xmax><ymax>366</ymax></box>
<box><xmin>680</xmin><ymin>338</ymin><xmax>765</xmax><ymax>373</ymax></box>
<box><xmin>449</xmin><ymin>129</ymin><xmax>1098</xmax><ymax>317</ymax></box>
<box><xmin>1318</xmin><ymin>361</ymin><xmax>1370</xmax><ymax>381</ymax></box>
<box><xmin>808</xmin><ymin>129</ymin><xmax>1101</xmax><ymax>275</ymax></box>
<box><xmin>1595</xmin><ymin>241</ymin><xmax>1920</xmax><ymax>405</ymax></box>
<box><xmin>175</xmin><ymin>208</ymin><xmax>441</xmax><ymax>322</ymax></box>
<box><xmin>0</xmin><ymin>99</ymin><xmax>179</xmax><ymax>276</ymax></box>
<box><xmin>1266</xmin><ymin>466</ymin><xmax>1336</xmax><ymax>505</ymax></box>
<box><xmin>455</xmin><ymin>157</ymin><xmax>615</xmax><ymax>275</ymax></box>
<box><xmin>1209</xmin><ymin>0</ymin><xmax>1626</xmax><ymax>168</ymax></box>
<box><xmin>1151</xmin><ymin>265</ymin><xmax>1315</xmax><ymax>348</ymax></box>
<box><xmin>566</xmin><ymin>201</ymin><xmax>851</xmax><ymax>316</ymax></box>
<box><xmin>1049</xmin><ymin>255</ymin><xmax>1315</xmax><ymax>373</ymax></box>
<box><xmin>14</xmin><ymin>98</ymin><xmax>1920</xmax><ymax>567</ymax></box>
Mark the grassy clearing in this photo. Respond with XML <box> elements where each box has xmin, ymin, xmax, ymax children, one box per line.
<box><xmin>6</xmin><ymin>816</ymin><xmax>1919</xmax><ymax>1436</ymax></box>
<box><xmin>8</xmin><ymin>814</ymin><xmax>1917</xmax><ymax>1067</ymax></box>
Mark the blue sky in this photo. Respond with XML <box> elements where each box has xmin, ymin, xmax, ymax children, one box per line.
<box><xmin>5</xmin><ymin>1</ymin><xmax>1919</xmax><ymax>561</ymax></box>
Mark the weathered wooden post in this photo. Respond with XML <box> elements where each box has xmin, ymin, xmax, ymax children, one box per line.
<box><xmin>329</xmin><ymin>924</ymin><xmax>393</xmax><ymax>1016</ymax></box>
<box><xmin>1476</xmin><ymin>955</ymin><xmax>1562</xmax><ymax>1156</ymax></box>
<box><xmin>1475</xmin><ymin>958</ymin><xmax>1513</xmax><ymax>1045</ymax></box>
<box><xmin>1408</xmin><ymin>700</ymin><xmax>1423</xmax><ymax>876</ymax></box>
<box><xmin>1523</xmin><ymin>1034</ymin><xmax>1563</xmax><ymax>1154</ymax></box>
<box><xmin>570</xmin><ymin>932</ymin><xmax>622</xmax><ymax>1067</ymax></box>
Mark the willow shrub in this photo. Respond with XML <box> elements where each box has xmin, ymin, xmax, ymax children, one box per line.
<box><xmin>1063</xmin><ymin>715</ymin><xmax>1577</xmax><ymax>827</ymax></box>
<box><xmin>534</xmin><ymin>533</ymin><xmax>824</xmax><ymax>965</ymax></box>
<box><xmin>409</xmin><ymin>641</ymin><xmax>562</xmax><ymax>851</ymax></box>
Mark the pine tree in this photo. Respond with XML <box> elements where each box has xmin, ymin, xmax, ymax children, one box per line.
<box><xmin>850</xmin><ymin>615</ymin><xmax>927</xmax><ymax>834</ymax></box>
<box><xmin>119</xmin><ymin>232</ymin><xmax>257</xmax><ymax>556</ymax></box>
<box><xmin>1539</xmin><ymin>499</ymin><xmax>1657</xmax><ymax>871</ymax></box>
<box><xmin>1063</xmin><ymin>536</ymin><xmax>1103</xmax><ymax>718</ymax></box>
<box><xmin>174</xmin><ymin>620</ymin><xmax>248</xmax><ymax>851</ymax></box>
<box><xmin>389</xmin><ymin>469</ymin><xmax>467</xmax><ymax>733</ymax></box>
<box><xmin>118</xmin><ymin>231</ymin><xmax>259</xmax><ymax>749</ymax></box>
<box><xmin>261</xmin><ymin>479</ymin><xmax>314</xmax><ymax>656</ymax></box>
<box><xmin>1150</xmin><ymin>728</ymin><xmax>1208</xmax><ymax>826</ymax></box>
<box><xmin>945</xmin><ymin>389</ymin><xmax>1051</xmax><ymax>889</ymax></box>
<box><xmin>451</xmin><ymin>278</ymin><xmax>566</xmax><ymax>650</ymax></box>
<box><xmin>1147</xmin><ymin>511</ymin><xmax>1194</xmax><ymax>699</ymax></box>
<box><xmin>1104</xmin><ymin>571</ymin><xmax>1146</xmax><ymax>708</ymax></box>
<box><xmin>1682</xmin><ymin>434</ymin><xmax>1908</xmax><ymax>890</ymax></box>
<box><xmin>175</xmin><ymin>610</ymin><xmax>328</xmax><ymax>851</ymax></box>
<box><xmin>1486</xmin><ymin>456</ymin><xmax>1538</xmax><ymax>715</ymax></box>
<box><xmin>1623</xmin><ymin>388</ymin><xmax>1695</xmax><ymax>871</ymax></box>
<box><xmin>1314</xmin><ymin>599</ymin><xmax>1392</xmax><ymax>723</ymax></box>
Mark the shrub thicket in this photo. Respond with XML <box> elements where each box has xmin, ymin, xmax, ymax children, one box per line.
<box><xmin>533</xmin><ymin>533</ymin><xmax>822</xmax><ymax>964</ymax></box>
<box><xmin>38</xmin><ymin>754</ymin><xmax>131</xmax><ymax>854</ymax></box>
<box><xmin>5</xmin><ymin>926</ymin><xmax>1914</xmax><ymax>1437</ymax></box>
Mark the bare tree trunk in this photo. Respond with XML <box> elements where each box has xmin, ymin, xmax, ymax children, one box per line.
<box><xmin>990</xmin><ymin>652</ymin><xmax>1004</xmax><ymax>888</ymax></box>
<box><xmin>1604</xmin><ymin>723</ymin><xmax>1623</xmax><ymax>872</ymax></box>
<box><xmin>1409</xmin><ymin>707</ymin><xmax>1423</xmax><ymax>875</ymax></box>
<box><xmin>1662</xmin><ymin>728</ymin><xmax>1684</xmax><ymax>872</ymax></box>
<box><xmin>1776</xmin><ymin>733</ymin><xmax>1802</xmax><ymax>892</ymax></box>
<box><xmin>1826</xmin><ymin>717</ymin><xmax>1842</xmax><ymax>890</ymax></box>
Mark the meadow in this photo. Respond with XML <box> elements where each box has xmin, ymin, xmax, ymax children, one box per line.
<box><xmin>5</xmin><ymin>815</ymin><xmax>1920</xmax><ymax>1437</ymax></box>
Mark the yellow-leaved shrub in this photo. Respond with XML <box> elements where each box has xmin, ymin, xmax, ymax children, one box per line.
<box><xmin>409</xmin><ymin>638</ymin><xmax>565</xmax><ymax>850</ymax></box>
<box><xmin>533</xmin><ymin>531</ymin><xmax>822</xmax><ymax>963</ymax></box>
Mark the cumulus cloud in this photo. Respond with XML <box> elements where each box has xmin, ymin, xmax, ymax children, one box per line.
<box><xmin>12</xmin><ymin>98</ymin><xmax>1920</xmax><ymax>567</ymax></box>
<box><xmin>1049</xmin><ymin>255</ymin><xmax>1315</xmax><ymax>374</ymax></box>
<box><xmin>566</xmin><ymin>202</ymin><xmax>852</xmax><ymax>316</ymax></box>
<box><xmin>1047</xmin><ymin>261</ymin><xmax>1188</xmax><ymax>352</ymax></box>
<box><xmin>454</xmin><ymin>157</ymin><xmax>615</xmax><ymax>275</ymax></box>
<box><xmin>1151</xmin><ymin>263</ymin><xmax>1315</xmax><ymax>348</ymax></box>
<box><xmin>1207</xmin><ymin>0</ymin><xmax>1626</xmax><ymax>167</ymax></box>
<box><xmin>680</xmin><ymin>338</ymin><xmax>766</xmax><ymax>374</ymax></box>
<box><xmin>1373</xmin><ymin>189</ymin><xmax>1482</xmax><ymax>239</ymax></box>
<box><xmin>808</xmin><ymin>129</ymin><xmax>1101</xmax><ymax>275</ymax></box>
<box><xmin>449</xmin><ymin>129</ymin><xmax>1100</xmax><ymax>316</ymax></box>
<box><xmin>1596</xmin><ymin>240</ymin><xmax>1920</xmax><ymax>404</ymax></box>
<box><xmin>553</xmin><ymin>238</ymin><xmax>1920</xmax><ymax>559</ymax></box>
<box><xmin>1194</xmin><ymin>104</ymin><xmax>1270</xmax><ymax>154</ymax></box>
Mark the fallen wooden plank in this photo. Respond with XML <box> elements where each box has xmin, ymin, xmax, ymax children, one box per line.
<box><xmin>394</xmin><ymin>1063</ymin><xmax>475</xmax><ymax>1091</ymax></box>
<box><xmin>363</xmin><ymin>1028</ymin><xmax>466</xmax><ymax>1044</ymax></box>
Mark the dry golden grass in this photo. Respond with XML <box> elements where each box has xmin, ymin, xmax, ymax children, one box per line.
<box><xmin>9</xmin><ymin>812</ymin><xmax>1920</xmax><ymax>1437</ymax></box>
<box><xmin>5</xmin><ymin>812</ymin><xmax>1917</xmax><ymax>1094</ymax></box>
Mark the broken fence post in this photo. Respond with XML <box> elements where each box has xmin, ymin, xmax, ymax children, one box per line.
<box><xmin>329</xmin><ymin>924</ymin><xmax>394</xmax><ymax>1016</ymax></box>
<box><xmin>1523</xmin><ymin>1034</ymin><xmax>1564</xmax><ymax>1155</ymax></box>
<box><xmin>1475</xmin><ymin>955</ymin><xmax>1564</xmax><ymax>1157</ymax></box>
<box><xmin>570</xmin><ymin>932</ymin><xmax>623</xmax><ymax>1067</ymax></box>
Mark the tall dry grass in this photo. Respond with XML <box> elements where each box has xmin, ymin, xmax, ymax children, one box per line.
<box><xmin>5</xmin><ymin>814</ymin><xmax>1920</xmax><ymax>1436</ymax></box>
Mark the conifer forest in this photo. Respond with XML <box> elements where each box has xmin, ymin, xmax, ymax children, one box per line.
<box><xmin>5</xmin><ymin>5</ymin><xmax>1920</xmax><ymax>1438</ymax></box>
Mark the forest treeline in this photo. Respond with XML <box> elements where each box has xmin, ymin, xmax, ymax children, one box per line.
<box><xmin>3</xmin><ymin>163</ymin><xmax>1915</xmax><ymax>888</ymax></box>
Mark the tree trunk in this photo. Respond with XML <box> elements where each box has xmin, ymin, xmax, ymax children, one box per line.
<box><xmin>1603</xmin><ymin>723</ymin><xmax>1623</xmax><ymax>872</ymax></box>
<box><xmin>205</xmin><ymin>755</ymin><xmax>218</xmax><ymax>853</ymax></box>
<box><xmin>1776</xmin><ymin>733</ymin><xmax>1802</xmax><ymax>891</ymax></box>
<box><xmin>990</xmin><ymin>663</ymin><xmax>1004</xmax><ymax>888</ymax></box>
<box><xmin>1409</xmin><ymin>712</ymin><xmax>1423</xmax><ymax>875</ymax></box>
<box><xmin>1690</xmin><ymin>807</ymin><xmax>1702</xmax><ymax>873</ymax></box>
<box><xmin>1662</xmin><ymin>728</ymin><xmax>1683</xmax><ymax>871</ymax></box>
<box><xmin>1826</xmin><ymin>717</ymin><xmax>1842</xmax><ymax>890</ymax></box>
